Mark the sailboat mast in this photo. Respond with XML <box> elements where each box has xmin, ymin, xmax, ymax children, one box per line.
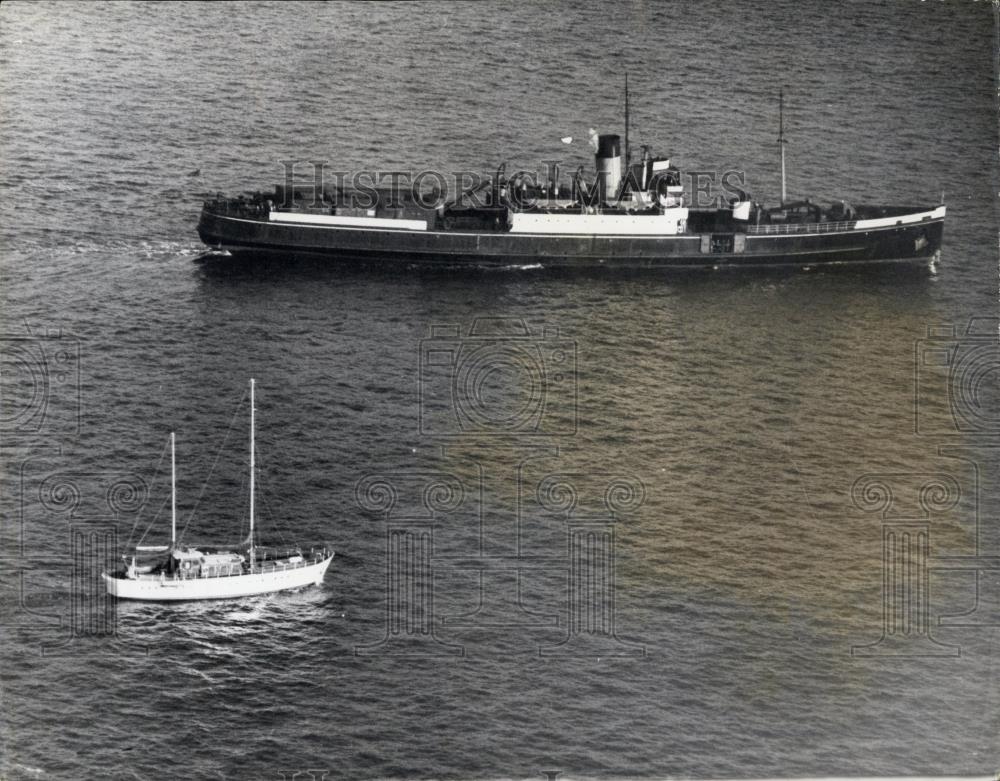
<box><xmin>779</xmin><ymin>88</ymin><xmax>787</xmax><ymax>205</ymax></box>
<box><xmin>171</xmin><ymin>431</ymin><xmax>176</xmax><ymax>547</ymax></box>
<box><xmin>249</xmin><ymin>378</ymin><xmax>255</xmax><ymax>573</ymax></box>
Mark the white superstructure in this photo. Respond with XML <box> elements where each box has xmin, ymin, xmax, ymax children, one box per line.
<box><xmin>509</xmin><ymin>208</ymin><xmax>688</xmax><ymax>236</ymax></box>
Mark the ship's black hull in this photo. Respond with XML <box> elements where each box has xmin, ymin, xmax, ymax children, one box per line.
<box><xmin>197</xmin><ymin>208</ymin><xmax>944</xmax><ymax>269</ymax></box>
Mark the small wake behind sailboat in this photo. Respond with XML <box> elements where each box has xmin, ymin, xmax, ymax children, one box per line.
<box><xmin>102</xmin><ymin>379</ymin><xmax>334</xmax><ymax>601</ymax></box>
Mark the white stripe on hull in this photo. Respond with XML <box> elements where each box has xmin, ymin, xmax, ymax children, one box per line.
<box><xmin>102</xmin><ymin>555</ymin><xmax>333</xmax><ymax>601</ymax></box>
<box><xmin>851</xmin><ymin>205</ymin><xmax>946</xmax><ymax>230</ymax></box>
<box><xmin>269</xmin><ymin>212</ymin><xmax>428</xmax><ymax>231</ymax></box>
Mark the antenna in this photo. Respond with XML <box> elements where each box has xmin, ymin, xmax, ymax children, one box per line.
<box><xmin>778</xmin><ymin>87</ymin><xmax>787</xmax><ymax>206</ymax></box>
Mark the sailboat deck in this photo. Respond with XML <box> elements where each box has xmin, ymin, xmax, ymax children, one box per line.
<box><xmin>112</xmin><ymin>549</ymin><xmax>331</xmax><ymax>582</ymax></box>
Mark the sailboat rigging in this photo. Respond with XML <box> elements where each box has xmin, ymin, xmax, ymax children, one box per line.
<box><xmin>102</xmin><ymin>379</ymin><xmax>334</xmax><ymax>601</ymax></box>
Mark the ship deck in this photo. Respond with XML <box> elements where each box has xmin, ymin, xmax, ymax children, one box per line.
<box><xmin>197</xmin><ymin>200</ymin><xmax>945</xmax><ymax>268</ymax></box>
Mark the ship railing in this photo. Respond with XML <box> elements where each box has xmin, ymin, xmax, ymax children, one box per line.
<box><xmin>252</xmin><ymin>558</ymin><xmax>310</xmax><ymax>575</ymax></box>
<box><xmin>205</xmin><ymin>199</ymin><xmax>269</xmax><ymax>219</ymax></box>
<box><xmin>746</xmin><ymin>219</ymin><xmax>857</xmax><ymax>235</ymax></box>
<box><xmin>164</xmin><ymin>549</ymin><xmax>328</xmax><ymax>580</ymax></box>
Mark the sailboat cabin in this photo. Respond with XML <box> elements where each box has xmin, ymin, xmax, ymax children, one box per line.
<box><xmin>171</xmin><ymin>549</ymin><xmax>245</xmax><ymax>579</ymax></box>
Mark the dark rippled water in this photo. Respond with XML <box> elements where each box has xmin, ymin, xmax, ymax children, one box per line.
<box><xmin>2</xmin><ymin>2</ymin><xmax>998</xmax><ymax>779</ymax></box>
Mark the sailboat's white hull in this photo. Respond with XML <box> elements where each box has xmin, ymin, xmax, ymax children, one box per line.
<box><xmin>102</xmin><ymin>554</ymin><xmax>334</xmax><ymax>601</ymax></box>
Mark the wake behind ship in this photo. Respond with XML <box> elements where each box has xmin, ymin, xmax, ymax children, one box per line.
<box><xmin>197</xmin><ymin>86</ymin><xmax>945</xmax><ymax>270</ymax></box>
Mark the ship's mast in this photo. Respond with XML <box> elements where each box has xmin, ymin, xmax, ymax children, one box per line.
<box><xmin>170</xmin><ymin>431</ymin><xmax>176</xmax><ymax>548</ymax></box>
<box><xmin>624</xmin><ymin>73</ymin><xmax>631</xmax><ymax>168</ymax></box>
<box><xmin>779</xmin><ymin>88</ymin><xmax>787</xmax><ymax>205</ymax></box>
<box><xmin>249</xmin><ymin>378</ymin><xmax>255</xmax><ymax>573</ymax></box>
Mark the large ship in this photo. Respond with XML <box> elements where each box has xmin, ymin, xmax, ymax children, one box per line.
<box><xmin>197</xmin><ymin>88</ymin><xmax>944</xmax><ymax>270</ymax></box>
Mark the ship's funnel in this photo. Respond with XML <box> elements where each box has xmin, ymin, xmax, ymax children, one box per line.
<box><xmin>595</xmin><ymin>134</ymin><xmax>622</xmax><ymax>204</ymax></box>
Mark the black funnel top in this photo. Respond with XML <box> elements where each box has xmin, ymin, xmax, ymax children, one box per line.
<box><xmin>597</xmin><ymin>134</ymin><xmax>621</xmax><ymax>159</ymax></box>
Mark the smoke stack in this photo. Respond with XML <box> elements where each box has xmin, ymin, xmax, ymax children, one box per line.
<box><xmin>595</xmin><ymin>134</ymin><xmax>622</xmax><ymax>204</ymax></box>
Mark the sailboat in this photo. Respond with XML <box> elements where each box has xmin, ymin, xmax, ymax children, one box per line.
<box><xmin>102</xmin><ymin>379</ymin><xmax>334</xmax><ymax>601</ymax></box>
